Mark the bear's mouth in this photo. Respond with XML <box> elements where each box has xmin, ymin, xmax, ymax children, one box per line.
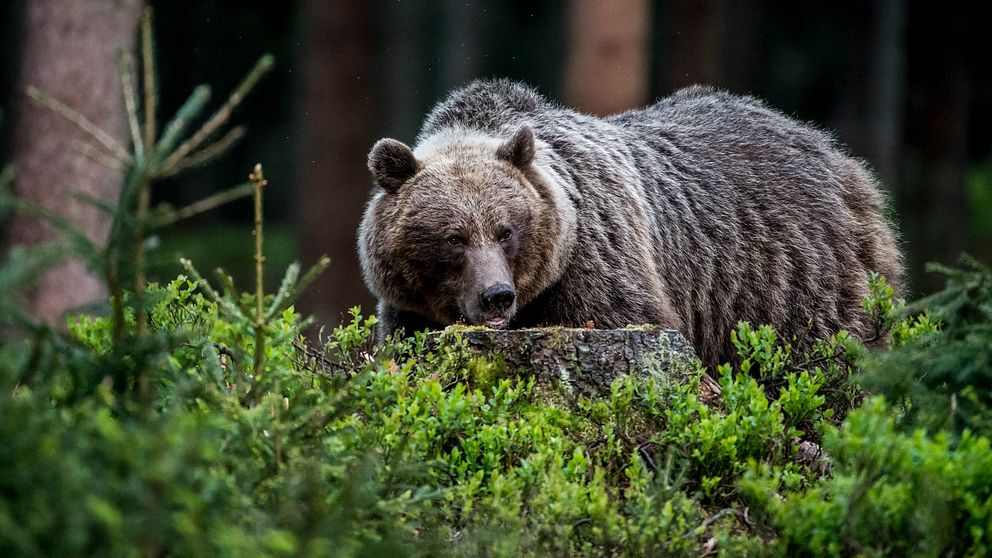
<box><xmin>458</xmin><ymin>299</ymin><xmax>516</xmax><ymax>330</ymax></box>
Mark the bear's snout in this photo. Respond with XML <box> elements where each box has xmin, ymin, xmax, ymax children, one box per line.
<box><xmin>459</xmin><ymin>245</ymin><xmax>516</xmax><ymax>328</ymax></box>
<box><xmin>480</xmin><ymin>283</ymin><xmax>515</xmax><ymax>314</ymax></box>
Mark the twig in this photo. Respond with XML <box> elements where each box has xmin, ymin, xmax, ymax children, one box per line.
<box><xmin>636</xmin><ymin>440</ymin><xmax>659</xmax><ymax>472</ymax></box>
<box><xmin>249</xmin><ymin>163</ymin><xmax>282</xmax><ymax>474</ymax></box>
<box><xmin>794</xmin><ymin>438</ymin><xmax>830</xmax><ymax>475</ymax></box>
<box><xmin>250</xmin><ymin>163</ymin><xmax>268</xmax><ymax>372</ymax></box>
<box><xmin>26</xmin><ymin>86</ymin><xmax>131</xmax><ymax>164</ymax></box>
<box><xmin>133</xmin><ymin>171</ymin><xmax>151</xmax><ymax>341</ymax></box>
<box><xmin>292</xmin><ymin>337</ymin><xmax>339</xmax><ymax>374</ymax></box>
<box><xmin>790</xmin><ymin>347</ymin><xmax>847</xmax><ymax>374</ymax></box>
<box><xmin>684</xmin><ymin>508</ymin><xmax>741</xmax><ymax>539</ymax></box>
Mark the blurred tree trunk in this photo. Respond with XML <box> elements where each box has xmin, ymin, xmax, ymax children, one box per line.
<box><xmin>899</xmin><ymin>2</ymin><xmax>972</xmax><ymax>293</ymax></box>
<box><xmin>564</xmin><ymin>0</ymin><xmax>651</xmax><ymax>115</ymax></box>
<box><xmin>833</xmin><ymin>0</ymin><xmax>905</xmax><ymax>190</ymax></box>
<box><xmin>4</xmin><ymin>0</ymin><xmax>142</xmax><ymax>325</ymax></box>
<box><xmin>441</xmin><ymin>0</ymin><xmax>483</xmax><ymax>90</ymax></box>
<box><xmin>721</xmin><ymin>0</ymin><xmax>760</xmax><ymax>93</ymax></box>
<box><xmin>377</xmin><ymin>0</ymin><xmax>427</xmax><ymax>141</ymax></box>
<box><xmin>901</xmin><ymin>1</ymin><xmax>969</xmax><ymax>294</ymax></box>
<box><xmin>295</xmin><ymin>0</ymin><xmax>377</xmax><ymax>328</ymax></box>
<box><xmin>668</xmin><ymin>0</ymin><xmax>724</xmax><ymax>89</ymax></box>
<box><xmin>864</xmin><ymin>0</ymin><xmax>906</xmax><ymax>189</ymax></box>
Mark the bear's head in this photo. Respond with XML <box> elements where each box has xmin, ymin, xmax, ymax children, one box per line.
<box><xmin>358</xmin><ymin>125</ymin><xmax>574</xmax><ymax>329</ymax></box>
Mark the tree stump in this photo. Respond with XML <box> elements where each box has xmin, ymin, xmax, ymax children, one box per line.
<box><xmin>431</xmin><ymin>326</ymin><xmax>700</xmax><ymax>396</ymax></box>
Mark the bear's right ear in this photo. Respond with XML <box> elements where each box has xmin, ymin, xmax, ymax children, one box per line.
<box><xmin>496</xmin><ymin>125</ymin><xmax>535</xmax><ymax>169</ymax></box>
<box><xmin>368</xmin><ymin>138</ymin><xmax>419</xmax><ymax>193</ymax></box>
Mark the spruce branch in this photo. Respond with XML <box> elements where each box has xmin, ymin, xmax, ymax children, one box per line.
<box><xmin>154</xmin><ymin>85</ymin><xmax>211</xmax><ymax>158</ymax></box>
<box><xmin>0</xmin><ymin>242</ymin><xmax>71</xmax><ymax>293</ymax></box>
<box><xmin>213</xmin><ymin>266</ymin><xmax>256</xmax><ymax>318</ymax></box>
<box><xmin>141</xmin><ymin>7</ymin><xmax>157</xmax><ymax>152</ymax></box>
<box><xmin>265</xmin><ymin>256</ymin><xmax>331</xmax><ymax>321</ymax></box>
<box><xmin>0</xmin><ymin>196</ymin><xmax>100</xmax><ymax>261</ymax></box>
<box><xmin>265</xmin><ymin>262</ymin><xmax>301</xmax><ymax>320</ymax></box>
<box><xmin>159</xmin><ymin>55</ymin><xmax>274</xmax><ymax>174</ymax></box>
<box><xmin>62</xmin><ymin>189</ymin><xmax>116</xmax><ymax>215</ymax></box>
<box><xmin>0</xmin><ymin>165</ymin><xmax>14</xmax><ymax>190</ymax></box>
<box><xmin>157</xmin><ymin>126</ymin><xmax>246</xmax><ymax>178</ymax></box>
<box><xmin>180</xmin><ymin>257</ymin><xmax>246</xmax><ymax>322</ymax></box>
<box><xmin>72</xmin><ymin>139</ymin><xmax>128</xmax><ymax>172</ymax></box>
<box><xmin>150</xmin><ymin>181</ymin><xmax>254</xmax><ymax>228</ymax></box>
<box><xmin>0</xmin><ymin>243</ymin><xmax>69</xmax><ymax>332</ymax></box>
<box><xmin>117</xmin><ymin>51</ymin><xmax>144</xmax><ymax>161</ymax></box>
<box><xmin>26</xmin><ymin>86</ymin><xmax>132</xmax><ymax>164</ymax></box>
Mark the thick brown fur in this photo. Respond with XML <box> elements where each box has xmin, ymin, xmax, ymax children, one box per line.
<box><xmin>358</xmin><ymin>79</ymin><xmax>903</xmax><ymax>368</ymax></box>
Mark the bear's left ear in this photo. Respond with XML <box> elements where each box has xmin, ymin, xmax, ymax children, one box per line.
<box><xmin>368</xmin><ymin>138</ymin><xmax>419</xmax><ymax>193</ymax></box>
<box><xmin>496</xmin><ymin>125</ymin><xmax>535</xmax><ymax>169</ymax></box>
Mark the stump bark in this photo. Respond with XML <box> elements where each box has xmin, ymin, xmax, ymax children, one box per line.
<box><xmin>431</xmin><ymin>326</ymin><xmax>699</xmax><ymax>395</ymax></box>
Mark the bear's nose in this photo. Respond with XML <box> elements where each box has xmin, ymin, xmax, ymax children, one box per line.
<box><xmin>480</xmin><ymin>283</ymin><xmax>516</xmax><ymax>312</ymax></box>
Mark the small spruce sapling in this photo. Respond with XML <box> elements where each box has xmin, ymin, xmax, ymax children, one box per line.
<box><xmin>12</xmin><ymin>7</ymin><xmax>273</xmax><ymax>355</ymax></box>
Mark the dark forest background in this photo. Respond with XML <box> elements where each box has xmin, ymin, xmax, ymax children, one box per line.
<box><xmin>0</xmin><ymin>0</ymin><xmax>989</xmax><ymax>329</ymax></box>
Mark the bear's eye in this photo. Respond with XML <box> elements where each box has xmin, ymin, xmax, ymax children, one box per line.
<box><xmin>445</xmin><ymin>235</ymin><xmax>465</xmax><ymax>247</ymax></box>
<box><xmin>498</xmin><ymin>228</ymin><xmax>513</xmax><ymax>243</ymax></box>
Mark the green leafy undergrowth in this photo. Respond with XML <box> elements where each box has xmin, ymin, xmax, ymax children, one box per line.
<box><xmin>741</xmin><ymin>397</ymin><xmax>992</xmax><ymax>557</ymax></box>
<box><xmin>738</xmin><ymin>262</ymin><xmax>992</xmax><ymax>557</ymax></box>
<box><xmin>3</xmin><ymin>263</ymin><xmax>992</xmax><ymax>556</ymax></box>
<box><xmin>861</xmin><ymin>256</ymin><xmax>990</xmax><ymax>434</ymax></box>
<box><xmin>2</xmin><ymin>282</ymin><xmax>430</xmax><ymax>557</ymax></box>
<box><xmin>0</xmin><ymin>277</ymin><xmax>800</xmax><ymax>557</ymax></box>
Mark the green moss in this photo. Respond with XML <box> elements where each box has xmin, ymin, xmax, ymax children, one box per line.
<box><xmin>622</xmin><ymin>324</ymin><xmax>660</xmax><ymax>331</ymax></box>
<box><xmin>442</xmin><ymin>324</ymin><xmax>489</xmax><ymax>333</ymax></box>
<box><xmin>467</xmin><ymin>355</ymin><xmax>508</xmax><ymax>393</ymax></box>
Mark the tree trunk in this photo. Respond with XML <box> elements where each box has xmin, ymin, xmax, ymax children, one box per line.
<box><xmin>564</xmin><ymin>0</ymin><xmax>651</xmax><ymax>115</ymax></box>
<box><xmin>4</xmin><ymin>0</ymin><xmax>142</xmax><ymax>324</ymax></box>
<box><xmin>295</xmin><ymin>0</ymin><xmax>377</xmax><ymax>328</ymax></box>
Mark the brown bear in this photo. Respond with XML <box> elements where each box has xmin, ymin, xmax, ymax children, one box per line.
<box><xmin>358</xmin><ymin>79</ymin><xmax>903</xmax><ymax>367</ymax></box>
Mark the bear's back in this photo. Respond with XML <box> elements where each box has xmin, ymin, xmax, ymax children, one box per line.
<box><xmin>414</xmin><ymin>80</ymin><xmax>903</xmax><ymax>367</ymax></box>
<box><xmin>419</xmin><ymin>79</ymin><xmax>550</xmax><ymax>140</ymax></box>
